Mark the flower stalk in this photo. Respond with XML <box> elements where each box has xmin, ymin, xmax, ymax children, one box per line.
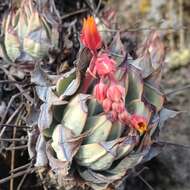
<box><xmin>80</xmin><ymin>15</ymin><xmax>148</xmax><ymax>134</ymax></box>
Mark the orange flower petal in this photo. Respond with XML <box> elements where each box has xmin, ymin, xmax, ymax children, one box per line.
<box><xmin>80</xmin><ymin>16</ymin><xmax>102</xmax><ymax>50</ymax></box>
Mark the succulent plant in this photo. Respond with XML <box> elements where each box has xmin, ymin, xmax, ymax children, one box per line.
<box><xmin>0</xmin><ymin>0</ymin><xmax>60</xmax><ymax>63</ymax></box>
<box><xmin>28</xmin><ymin>16</ymin><xmax>177</xmax><ymax>190</ymax></box>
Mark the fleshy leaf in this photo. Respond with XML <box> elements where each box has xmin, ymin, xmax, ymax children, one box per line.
<box><xmin>4</xmin><ymin>30</ymin><xmax>20</xmax><ymax>61</ymax></box>
<box><xmin>52</xmin><ymin>124</ymin><xmax>84</xmax><ymax>161</ymax></box>
<box><xmin>76</xmin><ymin>140</ymin><xmax>119</xmax><ymax>171</ymax></box>
<box><xmin>46</xmin><ymin>141</ymin><xmax>70</xmax><ymax>176</ymax></box>
<box><xmin>31</xmin><ymin>63</ymin><xmax>52</xmax><ymax>86</ymax></box>
<box><xmin>83</xmin><ymin>115</ymin><xmax>112</xmax><ymax>144</ymax></box>
<box><xmin>43</xmin><ymin>119</ymin><xmax>58</xmax><ymax>137</ymax></box>
<box><xmin>144</xmin><ymin>67</ymin><xmax>162</xmax><ymax>88</ymax></box>
<box><xmin>62</xmin><ymin>94</ymin><xmax>89</xmax><ymax>136</ymax></box>
<box><xmin>127</xmin><ymin>99</ymin><xmax>151</xmax><ymax>122</ymax></box>
<box><xmin>107</xmin><ymin>121</ymin><xmax>124</xmax><ymax>141</ymax></box>
<box><xmin>106</xmin><ymin>152</ymin><xmax>144</xmax><ymax>175</ymax></box>
<box><xmin>116</xmin><ymin>135</ymin><xmax>139</xmax><ymax>159</ymax></box>
<box><xmin>135</xmin><ymin>31</ymin><xmax>165</xmax><ymax>78</ymax></box>
<box><xmin>143</xmin><ymin>83</ymin><xmax>164</xmax><ymax>111</ymax></box>
<box><xmin>125</xmin><ymin>65</ymin><xmax>143</xmax><ymax>103</ymax></box>
<box><xmin>59</xmin><ymin>70</ymin><xmax>81</xmax><ymax>98</ymax></box>
<box><xmin>35</xmin><ymin>134</ymin><xmax>48</xmax><ymax>167</ymax></box>
<box><xmin>142</xmin><ymin>143</ymin><xmax>164</xmax><ymax>163</ymax></box>
<box><xmin>27</xmin><ymin>127</ymin><xmax>39</xmax><ymax>159</ymax></box>
<box><xmin>38</xmin><ymin>103</ymin><xmax>53</xmax><ymax>132</ymax></box>
<box><xmin>77</xmin><ymin>167</ymin><xmax>112</xmax><ymax>185</ymax></box>
<box><xmin>159</xmin><ymin>108</ymin><xmax>180</xmax><ymax>129</ymax></box>
<box><xmin>109</xmin><ymin>32</ymin><xmax>125</xmax><ymax>66</ymax></box>
<box><xmin>88</xmin><ymin>98</ymin><xmax>103</xmax><ymax>116</ymax></box>
<box><xmin>148</xmin><ymin>31</ymin><xmax>165</xmax><ymax>69</ymax></box>
<box><xmin>56</xmin><ymin>68</ymin><xmax>76</xmax><ymax>96</ymax></box>
<box><xmin>52</xmin><ymin>105</ymin><xmax>65</xmax><ymax>123</ymax></box>
<box><xmin>35</xmin><ymin>86</ymin><xmax>51</xmax><ymax>102</ymax></box>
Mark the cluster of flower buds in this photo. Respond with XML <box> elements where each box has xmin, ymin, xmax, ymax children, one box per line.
<box><xmin>80</xmin><ymin>16</ymin><xmax>147</xmax><ymax>134</ymax></box>
<box><xmin>94</xmin><ymin>80</ymin><xmax>126</xmax><ymax>121</ymax></box>
<box><xmin>93</xmin><ymin>53</ymin><xmax>129</xmax><ymax>124</ymax></box>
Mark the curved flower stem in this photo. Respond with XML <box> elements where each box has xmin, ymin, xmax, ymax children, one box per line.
<box><xmin>80</xmin><ymin>51</ymin><xmax>97</xmax><ymax>93</ymax></box>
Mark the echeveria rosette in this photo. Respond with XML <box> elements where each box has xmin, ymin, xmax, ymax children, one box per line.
<box><xmin>0</xmin><ymin>0</ymin><xmax>60</xmax><ymax>63</ymax></box>
<box><xmin>32</xmin><ymin>16</ymin><xmax>171</xmax><ymax>190</ymax></box>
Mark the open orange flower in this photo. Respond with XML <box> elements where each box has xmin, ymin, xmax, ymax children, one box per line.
<box><xmin>130</xmin><ymin>114</ymin><xmax>147</xmax><ymax>134</ymax></box>
<box><xmin>80</xmin><ymin>16</ymin><xmax>102</xmax><ymax>51</ymax></box>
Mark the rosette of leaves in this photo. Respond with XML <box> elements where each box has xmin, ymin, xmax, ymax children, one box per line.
<box><xmin>29</xmin><ymin>31</ymin><xmax>177</xmax><ymax>190</ymax></box>
<box><xmin>0</xmin><ymin>0</ymin><xmax>60</xmax><ymax>63</ymax></box>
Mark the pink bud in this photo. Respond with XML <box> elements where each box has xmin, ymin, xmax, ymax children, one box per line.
<box><xmin>112</xmin><ymin>102</ymin><xmax>125</xmax><ymax>113</ymax></box>
<box><xmin>94</xmin><ymin>53</ymin><xmax>116</xmax><ymax>76</ymax></box>
<box><xmin>118</xmin><ymin>111</ymin><xmax>129</xmax><ymax>123</ymax></box>
<box><xmin>106</xmin><ymin>84</ymin><xmax>125</xmax><ymax>102</ymax></box>
<box><xmin>102</xmin><ymin>98</ymin><xmax>112</xmax><ymax>112</ymax></box>
<box><xmin>93</xmin><ymin>82</ymin><xmax>108</xmax><ymax>102</ymax></box>
<box><xmin>109</xmin><ymin>110</ymin><xmax>118</xmax><ymax>121</ymax></box>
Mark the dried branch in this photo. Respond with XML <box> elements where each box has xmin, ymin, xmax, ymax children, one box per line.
<box><xmin>159</xmin><ymin>141</ymin><xmax>190</xmax><ymax>149</ymax></box>
<box><xmin>0</xmin><ymin>66</ymin><xmax>33</xmax><ymax>103</ymax></box>
<box><xmin>10</xmin><ymin>163</ymin><xmax>31</xmax><ymax>174</ymax></box>
<box><xmin>0</xmin><ymin>90</ymin><xmax>28</xmax><ymax>125</ymax></box>
<box><xmin>138</xmin><ymin>174</ymin><xmax>155</xmax><ymax>190</ymax></box>
<box><xmin>0</xmin><ymin>124</ymin><xmax>30</xmax><ymax>129</ymax></box>
<box><xmin>0</xmin><ymin>137</ymin><xmax>28</xmax><ymax>142</ymax></box>
<box><xmin>5</xmin><ymin>145</ymin><xmax>28</xmax><ymax>151</ymax></box>
<box><xmin>10</xmin><ymin>108</ymin><xmax>24</xmax><ymax>190</ymax></box>
<box><xmin>0</xmin><ymin>168</ymin><xmax>34</xmax><ymax>184</ymax></box>
<box><xmin>16</xmin><ymin>161</ymin><xmax>34</xmax><ymax>190</ymax></box>
<box><xmin>0</xmin><ymin>103</ymin><xmax>24</xmax><ymax>138</ymax></box>
<box><xmin>164</xmin><ymin>84</ymin><xmax>190</xmax><ymax>96</ymax></box>
<box><xmin>95</xmin><ymin>0</ymin><xmax>102</xmax><ymax>14</ymax></box>
<box><xmin>61</xmin><ymin>8</ymin><xmax>88</xmax><ymax>20</ymax></box>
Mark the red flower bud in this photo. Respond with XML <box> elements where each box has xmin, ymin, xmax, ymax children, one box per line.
<box><xmin>106</xmin><ymin>84</ymin><xmax>125</xmax><ymax>102</ymax></box>
<box><xmin>129</xmin><ymin>114</ymin><xmax>147</xmax><ymax>134</ymax></box>
<box><xmin>80</xmin><ymin>16</ymin><xmax>102</xmax><ymax>50</ymax></box>
<box><xmin>102</xmin><ymin>98</ymin><xmax>112</xmax><ymax>112</ymax></box>
<box><xmin>93</xmin><ymin>81</ymin><xmax>108</xmax><ymax>102</ymax></box>
<box><xmin>94</xmin><ymin>53</ymin><xmax>116</xmax><ymax>76</ymax></box>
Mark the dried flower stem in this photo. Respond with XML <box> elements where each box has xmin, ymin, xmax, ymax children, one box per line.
<box><xmin>10</xmin><ymin>163</ymin><xmax>31</xmax><ymax>173</ymax></box>
<box><xmin>10</xmin><ymin>109</ymin><xmax>24</xmax><ymax>190</ymax></box>
<box><xmin>0</xmin><ymin>168</ymin><xmax>34</xmax><ymax>184</ymax></box>
<box><xmin>0</xmin><ymin>103</ymin><xmax>24</xmax><ymax>138</ymax></box>
<box><xmin>138</xmin><ymin>174</ymin><xmax>155</xmax><ymax>190</ymax></box>
<box><xmin>61</xmin><ymin>8</ymin><xmax>88</xmax><ymax>20</ymax></box>
<box><xmin>0</xmin><ymin>90</ymin><xmax>29</xmax><ymax>125</ymax></box>
<box><xmin>164</xmin><ymin>84</ymin><xmax>190</xmax><ymax>96</ymax></box>
<box><xmin>0</xmin><ymin>124</ymin><xmax>30</xmax><ymax>129</ymax></box>
<box><xmin>5</xmin><ymin>145</ymin><xmax>28</xmax><ymax>151</ymax></box>
<box><xmin>0</xmin><ymin>138</ymin><xmax>28</xmax><ymax>142</ymax></box>
<box><xmin>17</xmin><ymin>161</ymin><xmax>34</xmax><ymax>190</ymax></box>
